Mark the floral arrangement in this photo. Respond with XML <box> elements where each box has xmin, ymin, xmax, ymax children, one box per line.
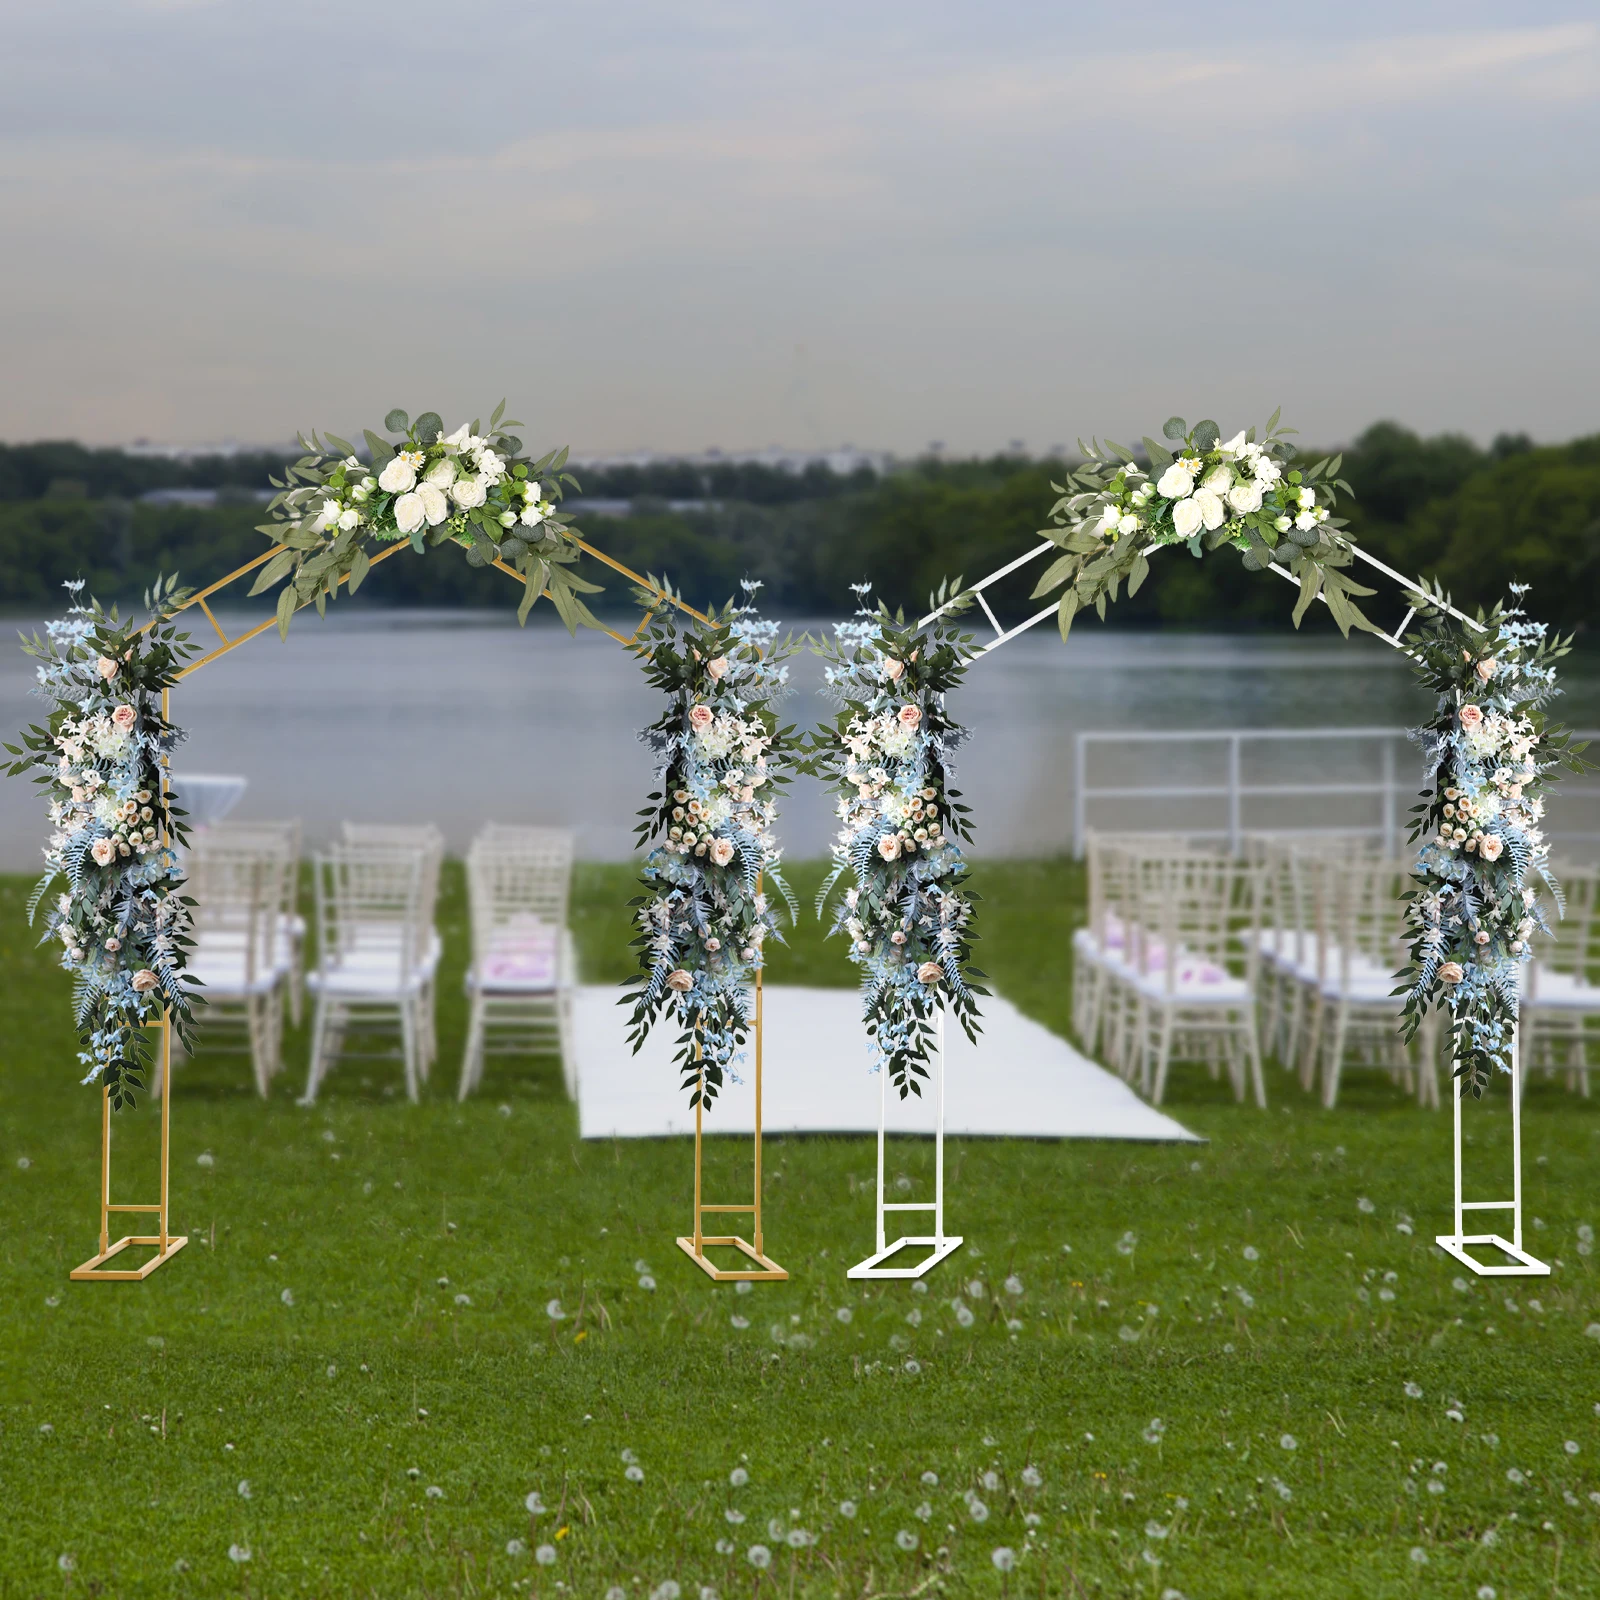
<box><xmin>250</xmin><ymin>403</ymin><xmax>604</xmax><ymax>633</ymax></box>
<box><xmin>623</xmin><ymin>585</ymin><xmax>797</xmax><ymax>1110</ymax></box>
<box><xmin>810</xmin><ymin>586</ymin><xmax>986</xmax><ymax>1097</ymax></box>
<box><xmin>3</xmin><ymin>580</ymin><xmax>197</xmax><ymax>1107</ymax></box>
<box><xmin>1031</xmin><ymin>411</ymin><xmax>1379</xmax><ymax>638</ymax></box>
<box><xmin>1397</xmin><ymin>585</ymin><xmax>1588</xmax><ymax>1096</ymax></box>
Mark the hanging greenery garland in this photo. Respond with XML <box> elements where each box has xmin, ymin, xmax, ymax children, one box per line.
<box><xmin>811</xmin><ymin>585</ymin><xmax>987</xmax><ymax>1098</ymax></box>
<box><xmin>623</xmin><ymin>585</ymin><xmax>798</xmax><ymax>1110</ymax></box>
<box><xmin>1397</xmin><ymin>585</ymin><xmax>1590</xmax><ymax>1095</ymax></box>
<box><xmin>4</xmin><ymin>579</ymin><xmax>197</xmax><ymax>1107</ymax></box>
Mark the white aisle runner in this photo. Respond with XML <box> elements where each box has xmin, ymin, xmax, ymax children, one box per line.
<box><xmin>573</xmin><ymin>985</ymin><xmax>1199</xmax><ymax>1142</ymax></box>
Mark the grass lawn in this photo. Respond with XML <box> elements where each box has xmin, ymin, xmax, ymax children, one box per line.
<box><xmin>3</xmin><ymin>858</ymin><xmax>1599</xmax><ymax>1598</ymax></box>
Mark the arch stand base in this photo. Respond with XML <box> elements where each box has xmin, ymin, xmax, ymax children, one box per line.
<box><xmin>848</xmin><ymin>1009</ymin><xmax>963</xmax><ymax>1281</ymax></box>
<box><xmin>1433</xmin><ymin>1029</ymin><xmax>1548</xmax><ymax>1278</ymax></box>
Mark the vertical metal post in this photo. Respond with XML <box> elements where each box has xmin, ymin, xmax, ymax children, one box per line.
<box><xmin>1073</xmin><ymin>733</ymin><xmax>1088</xmax><ymax>859</ymax></box>
<box><xmin>159</xmin><ymin>1016</ymin><xmax>171</xmax><ymax>1250</ymax></box>
<box><xmin>1452</xmin><ymin>1048</ymin><xmax>1463</xmax><ymax>1243</ymax></box>
<box><xmin>753</xmin><ymin>967</ymin><xmax>764</xmax><ymax>1258</ymax></box>
<box><xmin>1380</xmin><ymin>738</ymin><xmax>1397</xmax><ymax>857</ymax></box>
<box><xmin>692</xmin><ymin>1032</ymin><xmax>704</xmax><ymax>1257</ymax></box>
<box><xmin>98</xmin><ymin>1085</ymin><xmax>111</xmax><ymax>1257</ymax></box>
<box><xmin>1510</xmin><ymin>1021</ymin><xmax>1523</xmax><ymax>1253</ymax></box>
<box><xmin>933</xmin><ymin>1006</ymin><xmax>946</xmax><ymax>1241</ymax></box>
<box><xmin>1227</xmin><ymin>734</ymin><xmax>1242</xmax><ymax>856</ymax></box>
<box><xmin>874</xmin><ymin>1061</ymin><xmax>887</xmax><ymax>1254</ymax></box>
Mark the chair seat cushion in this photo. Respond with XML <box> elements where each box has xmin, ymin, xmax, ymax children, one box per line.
<box><xmin>1132</xmin><ymin>964</ymin><xmax>1252</xmax><ymax>1003</ymax></box>
<box><xmin>181</xmin><ymin>960</ymin><xmax>280</xmax><ymax>998</ymax></box>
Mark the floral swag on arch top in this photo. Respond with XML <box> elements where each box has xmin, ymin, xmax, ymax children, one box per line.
<box><xmin>623</xmin><ymin>585</ymin><xmax>798</xmax><ymax>1111</ymax></box>
<box><xmin>1029</xmin><ymin>410</ymin><xmax>1588</xmax><ymax>1098</ymax></box>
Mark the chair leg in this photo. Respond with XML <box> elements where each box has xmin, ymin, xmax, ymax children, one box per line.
<box><xmin>1299</xmin><ymin>988</ymin><xmax>1323</xmax><ymax>1094</ymax></box>
<box><xmin>1150</xmin><ymin>1009</ymin><xmax>1175</xmax><ymax>1104</ymax></box>
<box><xmin>1322</xmin><ymin>1003</ymin><xmax>1349</xmax><ymax>1109</ymax></box>
<box><xmin>249</xmin><ymin>995</ymin><xmax>270</xmax><ymax>1098</ymax></box>
<box><xmin>401</xmin><ymin>1001</ymin><xmax>420</xmax><ymax>1104</ymax></box>
<box><xmin>459</xmin><ymin>993</ymin><xmax>486</xmax><ymax>1102</ymax></box>
<box><xmin>1244</xmin><ymin>1011</ymin><xmax>1267</xmax><ymax>1109</ymax></box>
<box><xmin>301</xmin><ymin>995</ymin><xmax>331</xmax><ymax>1105</ymax></box>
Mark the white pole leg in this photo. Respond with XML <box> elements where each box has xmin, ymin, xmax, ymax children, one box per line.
<box><xmin>848</xmin><ymin>1005</ymin><xmax>964</xmax><ymax>1280</ymax></box>
<box><xmin>1434</xmin><ymin>1018</ymin><xmax>1549</xmax><ymax>1277</ymax></box>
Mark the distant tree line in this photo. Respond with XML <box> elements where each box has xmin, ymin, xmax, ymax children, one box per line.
<box><xmin>0</xmin><ymin>425</ymin><xmax>1595</xmax><ymax>633</ymax></box>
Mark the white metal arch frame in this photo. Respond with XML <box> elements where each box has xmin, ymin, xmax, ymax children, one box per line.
<box><xmin>860</xmin><ymin>531</ymin><xmax>1546</xmax><ymax>1281</ymax></box>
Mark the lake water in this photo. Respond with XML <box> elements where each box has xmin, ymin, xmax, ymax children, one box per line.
<box><xmin>2</xmin><ymin>609</ymin><xmax>1595</xmax><ymax>869</ymax></box>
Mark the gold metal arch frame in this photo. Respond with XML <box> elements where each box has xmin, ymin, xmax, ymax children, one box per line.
<box><xmin>72</xmin><ymin>531</ymin><xmax>785</xmax><ymax>1283</ymax></box>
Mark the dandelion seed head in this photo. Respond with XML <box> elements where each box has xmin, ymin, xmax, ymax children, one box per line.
<box><xmin>535</xmin><ymin>1543</ymin><xmax>557</xmax><ymax>1565</ymax></box>
<box><xmin>838</xmin><ymin>1500</ymin><xmax>856</xmax><ymax>1518</ymax></box>
<box><xmin>426</xmin><ymin>1485</ymin><xmax>444</xmax><ymax>1499</ymax></box>
<box><xmin>1404</xmin><ymin>1381</ymin><xmax>1423</xmax><ymax>1399</ymax></box>
<box><xmin>506</xmin><ymin>1538</ymin><xmax>527</xmax><ymax>1556</ymax></box>
<box><xmin>992</xmin><ymin>1546</ymin><xmax>1016</xmax><ymax>1572</ymax></box>
<box><xmin>227</xmin><ymin>1545</ymin><xmax>251</xmax><ymax>1564</ymax></box>
<box><xmin>921</xmin><ymin>1470</ymin><xmax>938</xmax><ymax>1486</ymax></box>
<box><xmin>894</xmin><ymin>1529</ymin><xmax>918</xmax><ymax>1551</ymax></box>
<box><xmin>1242</xmin><ymin>1246</ymin><xmax>1259</xmax><ymax>1261</ymax></box>
<box><xmin>835</xmin><ymin>1306</ymin><xmax>853</xmax><ymax>1323</ymax></box>
<box><xmin>625</xmin><ymin>1464</ymin><xmax>645</xmax><ymax>1483</ymax></box>
<box><xmin>746</xmin><ymin>1544</ymin><xmax>771</xmax><ymax>1569</ymax></box>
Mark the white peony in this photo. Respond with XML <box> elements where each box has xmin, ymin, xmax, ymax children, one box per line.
<box><xmin>1171</xmin><ymin>496</ymin><xmax>1203</xmax><ymax>538</ymax></box>
<box><xmin>1156</xmin><ymin>462</ymin><xmax>1195</xmax><ymax>499</ymax></box>
<box><xmin>378</xmin><ymin>457</ymin><xmax>417</xmax><ymax>494</ymax></box>
<box><xmin>1227</xmin><ymin>480</ymin><xmax>1263</xmax><ymax>515</ymax></box>
<box><xmin>452</xmin><ymin>475</ymin><xmax>488</xmax><ymax>510</ymax></box>
<box><xmin>1218</xmin><ymin>430</ymin><xmax>1248</xmax><ymax>457</ymax></box>
<box><xmin>1193</xmin><ymin>488</ymin><xmax>1226</xmax><ymax>530</ymax></box>
<box><xmin>393</xmin><ymin>492</ymin><xmax>426</xmax><ymax>534</ymax></box>
<box><xmin>424</xmin><ymin>458</ymin><xmax>456</xmax><ymax>490</ymax></box>
<box><xmin>418</xmin><ymin>483</ymin><xmax>450</xmax><ymax>525</ymax></box>
<box><xmin>1202</xmin><ymin>464</ymin><xmax>1233</xmax><ymax>492</ymax></box>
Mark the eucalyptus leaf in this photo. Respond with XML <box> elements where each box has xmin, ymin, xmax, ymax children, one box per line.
<box><xmin>414</xmin><ymin>412</ymin><xmax>443</xmax><ymax>446</ymax></box>
<box><xmin>384</xmin><ymin>409</ymin><xmax>409</xmax><ymax>434</ymax></box>
<box><xmin>1162</xmin><ymin>416</ymin><xmax>1187</xmax><ymax>440</ymax></box>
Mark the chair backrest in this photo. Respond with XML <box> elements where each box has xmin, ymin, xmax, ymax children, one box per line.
<box><xmin>341</xmin><ymin>823</ymin><xmax>442</xmax><ymax>928</ymax></box>
<box><xmin>187</xmin><ymin>849</ymin><xmax>279</xmax><ymax>980</ymax></box>
<box><xmin>467</xmin><ymin>828</ymin><xmax>573</xmax><ymax>968</ymax></box>
<box><xmin>314</xmin><ymin>845</ymin><xmax>425</xmax><ymax>980</ymax></box>
<box><xmin>195</xmin><ymin>821</ymin><xmax>300</xmax><ymax>916</ymax></box>
<box><xmin>1538</xmin><ymin>865</ymin><xmax>1600</xmax><ymax>985</ymax></box>
<box><xmin>1135</xmin><ymin>851</ymin><xmax>1244</xmax><ymax>993</ymax></box>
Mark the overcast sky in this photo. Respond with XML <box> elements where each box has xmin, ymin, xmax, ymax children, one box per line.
<box><xmin>3</xmin><ymin>1</ymin><xmax>1597</xmax><ymax>455</ymax></box>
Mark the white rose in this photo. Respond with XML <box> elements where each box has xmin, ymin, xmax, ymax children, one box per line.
<box><xmin>1294</xmin><ymin>510</ymin><xmax>1317</xmax><ymax>531</ymax></box>
<box><xmin>452</xmin><ymin>475</ymin><xmax>488</xmax><ymax>510</ymax></box>
<box><xmin>1274</xmin><ymin>514</ymin><xmax>1292</xmax><ymax>532</ymax></box>
<box><xmin>313</xmin><ymin>499</ymin><xmax>340</xmax><ymax>532</ymax></box>
<box><xmin>1171</xmin><ymin>496</ymin><xmax>1203</xmax><ymax>538</ymax></box>
<box><xmin>1298</xmin><ymin>486</ymin><xmax>1316</xmax><ymax>508</ymax></box>
<box><xmin>393</xmin><ymin>492</ymin><xmax>426</xmax><ymax>534</ymax></box>
<box><xmin>1097</xmin><ymin>503</ymin><xmax>1120</xmax><ymax>533</ymax></box>
<box><xmin>1218</xmin><ymin>430</ymin><xmax>1248</xmax><ymax>457</ymax></box>
<box><xmin>425</xmin><ymin>458</ymin><xmax>457</xmax><ymax>490</ymax></box>
<box><xmin>335</xmin><ymin>507</ymin><xmax>358</xmax><ymax>530</ymax></box>
<box><xmin>418</xmin><ymin>483</ymin><xmax>450</xmax><ymax>525</ymax></box>
<box><xmin>520</xmin><ymin>502</ymin><xmax>545</xmax><ymax>527</ymax></box>
<box><xmin>1156</xmin><ymin>463</ymin><xmax>1195</xmax><ymax>499</ymax></box>
<box><xmin>443</xmin><ymin>424</ymin><xmax>471</xmax><ymax>450</ymax></box>
<box><xmin>378</xmin><ymin>457</ymin><xmax>417</xmax><ymax>494</ymax></box>
<box><xmin>1116</xmin><ymin>512</ymin><xmax>1139</xmax><ymax>535</ymax></box>
<box><xmin>524</xmin><ymin>480</ymin><xmax>545</xmax><ymax>501</ymax></box>
<box><xmin>1192</xmin><ymin>488</ymin><xmax>1226</xmax><ymax>530</ymax></box>
<box><xmin>1202</xmin><ymin>464</ymin><xmax>1233</xmax><ymax>492</ymax></box>
<box><xmin>1226</xmin><ymin>480</ymin><xmax>1263</xmax><ymax>515</ymax></box>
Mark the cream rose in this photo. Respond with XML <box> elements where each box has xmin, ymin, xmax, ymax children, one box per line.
<box><xmin>883</xmin><ymin>657</ymin><xmax>905</xmax><ymax>681</ymax></box>
<box><xmin>1192</xmin><ymin>488</ymin><xmax>1226</xmax><ymax>530</ymax></box>
<box><xmin>91</xmin><ymin>837</ymin><xmax>116</xmax><ymax>866</ymax></box>
<box><xmin>1478</xmin><ymin>835</ymin><xmax>1504</xmax><ymax>862</ymax></box>
<box><xmin>1156</xmin><ymin>462</ymin><xmax>1196</xmax><ymax>499</ymax></box>
<box><xmin>1476</xmin><ymin>657</ymin><xmax>1497</xmax><ymax>682</ymax></box>
<box><xmin>1226</xmin><ymin>480</ymin><xmax>1263</xmax><ymax>515</ymax></box>
<box><xmin>706</xmin><ymin>657</ymin><xmax>728</xmax><ymax>680</ymax></box>
<box><xmin>709</xmin><ymin>837</ymin><xmax>735</xmax><ymax>867</ymax></box>
<box><xmin>666</xmin><ymin>969</ymin><xmax>694</xmax><ymax>993</ymax></box>
<box><xmin>878</xmin><ymin>834</ymin><xmax>902</xmax><ymax>862</ymax></box>
<box><xmin>688</xmin><ymin>704</ymin><xmax>715</xmax><ymax>733</ymax></box>
<box><xmin>378</xmin><ymin>456</ymin><xmax>417</xmax><ymax>494</ymax></box>
<box><xmin>1459</xmin><ymin>704</ymin><xmax>1484</xmax><ymax>729</ymax></box>
<box><xmin>131</xmin><ymin>969</ymin><xmax>160</xmax><ymax>993</ymax></box>
<box><xmin>424</xmin><ymin>458</ymin><xmax>457</xmax><ymax>490</ymax></box>
<box><xmin>111</xmin><ymin>705</ymin><xmax>136</xmax><ymax>732</ymax></box>
<box><xmin>418</xmin><ymin>483</ymin><xmax>450</xmax><ymax>525</ymax></box>
<box><xmin>916</xmin><ymin>960</ymin><xmax>943</xmax><ymax>985</ymax></box>
<box><xmin>96</xmin><ymin>656</ymin><xmax>118</xmax><ymax>681</ymax></box>
<box><xmin>1171</xmin><ymin>496</ymin><xmax>1203</xmax><ymax>538</ymax></box>
<box><xmin>898</xmin><ymin>704</ymin><xmax>922</xmax><ymax>729</ymax></box>
<box><xmin>451</xmin><ymin>475</ymin><xmax>488</xmax><ymax>510</ymax></box>
<box><xmin>393</xmin><ymin>492</ymin><xmax>426</xmax><ymax>535</ymax></box>
<box><xmin>1202</xmin><ymin>464</ymin><xmax>1233</xmax><ymax>493</ymax></box>
<box><xmin>1438</xmin><ymin>961</ymin><xmax>1465</xmax><ymax>985</ymax></box>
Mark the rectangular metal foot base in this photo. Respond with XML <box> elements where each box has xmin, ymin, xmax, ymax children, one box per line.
<box><xmin>848</xmin><ymin>1234</ymin><xmax>964</xmax><ymax>1280</ymax></box>
<box><xmin>1435</xmin><ymin>1233</ymin><xmax>1550</xmax><ymax>1277</ymax></box>
<box><xmin>71</xmin><ymin>1234</ymin><xmax>188</xmax><ymax>1282</ymax></box>
<box><xmin>675</xmin><ymin>1234</ymin><xmax>789</xmax><ymax>1282</ymax></box>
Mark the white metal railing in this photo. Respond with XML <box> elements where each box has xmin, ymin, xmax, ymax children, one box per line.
<box><xmin>1072</xmin><ymin>727</ymin><xmax>1600</xmax><ymax>859</ymax></box>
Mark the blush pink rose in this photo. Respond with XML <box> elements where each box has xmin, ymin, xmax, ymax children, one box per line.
<box><xmin>1475</xmin><ymin>657</ymin><xmax>1497</xmax><ymax>681</ymax></box>
<box><xmin>91</xmin><ymin>838</ymin><xmax>116</xmax><ymax>866</ymax></box>
<box><xmin>1438</xmin><ymin>961</ymin><xmax>1465</xmax><ymax>985</ymax></box>
<box><xmin>882</xmin><ymin>658</ymin><xmax>905</xmax><ymax>681</ymax></box>
<box><xmin>96</xmin><ymin>657</ymin><xmax>119</xmax><ymax>680</ymax></box>
<box><xmin>1459</xmin><ymin>704</ymin><xmax>1483</xmax><ymax>729</ymax></box>
<box><xmin>1478</xmin><ymin>835</ymin><xmax>1503</xmax><ymax>862</ymax></box>
<box><xmin>897</xmin><ymin>704</ymin><xmax>922</xmax><ymax>729</ymax></box>
<box><xmin>111</xmin><ymin>705</ymin><xmax>136</xmax><ymax>732</ymax></box>
<box><xmin>688</xmin><ymin>704</ymin><xmax>714</xmax><ymax>732</ymax></box>
<box><xmin>666</xmin><ymin>969</ymin><xmax>694</xmax><ymax>993</ymax></box>
<box><xmin>709</xmin><ymin>837</ymin><xmax>735</xmax><ymax>867</ymax></box>
<box><xmin>916</xmin><ymin>960</ymin><xmax>943</xmax><ymax>984</ymax></box>
<box><xmin>131</xmin><ymin>969</ymin><xmax>160</xmax><ymax>993</ymax></box>
<box><xmin>877</xmin><ymin>834</ymin><xmax>902</xmax><ymax>861</ymax></box>
<box><xmin>706</xmin><ymin>657</ymin><xmax>728</xmax><ymax>680</ymax></box>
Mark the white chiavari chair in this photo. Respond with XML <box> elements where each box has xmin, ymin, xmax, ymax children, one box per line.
<box><xmin>1522</xmin><ymin>865</ymin><xmax>1600</xmax><ymax>1096</ymax></box>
